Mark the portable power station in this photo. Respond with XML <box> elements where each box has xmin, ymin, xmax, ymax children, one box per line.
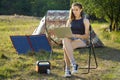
<box><xmin>36</xmin><ymin>61</ymin><xmax>51</xmax><ymax>74</ymax></box>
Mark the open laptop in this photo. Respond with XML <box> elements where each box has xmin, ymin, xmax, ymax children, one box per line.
<box><xmin>52</xmin><ymin>27</ymin><xmax>73</xmax><ymax>38</ymax></box>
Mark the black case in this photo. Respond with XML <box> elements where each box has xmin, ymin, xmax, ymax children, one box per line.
<box><xmin>36</xmin><ymin>61</ymin><xmax>51</xmax><ymax>74</ymax></box>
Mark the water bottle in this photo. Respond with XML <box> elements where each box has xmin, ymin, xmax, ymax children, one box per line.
<box><xmin>47</xmin><ymin>69</ymin><xmax>50</xmax><ymax>74</ymax></box>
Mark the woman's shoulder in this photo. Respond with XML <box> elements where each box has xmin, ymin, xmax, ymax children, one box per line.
<box><xmin>83</xmin><ymin>18</ymin><xmax>89</xmax><ymax>22</ymax></box>
<box><xmin>83</xmin><ymin>18</ymin><xmax>90</xmax><ymax>29</ymax></box>
<box><xmin>83</xmin><ymin>18</ymin><xmax>90</xmax><ymax>24</ymax></box>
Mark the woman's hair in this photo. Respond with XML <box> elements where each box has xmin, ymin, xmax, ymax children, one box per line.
<box><xmin>68</xmin><ymin>2</ymin><xmax>84</xmax><ymax>22</ymax></box>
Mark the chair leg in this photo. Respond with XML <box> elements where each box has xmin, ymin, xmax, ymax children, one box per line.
<box><xmin>80</xmin><ymin>44</ymin><xmax>98</xmax><ymax>74</ymax></box>
<box><xmin>82</xmin><ymin>45</ymin><xmax>92</xmax><ymax>74</ymax></box>
<box><xmin>87</xmin><ymin>45</ymin><xmax>92</xmax><ymax>73</ymax></box>
<box><xmin>87</xmin><ymin>44</ymin><xmax>98</xmax><ymax>73</ymax></box>
<box><xmin>91</xmin><ymin>44</ymin><xmax>98</xmax><ymax>68</ymax></box>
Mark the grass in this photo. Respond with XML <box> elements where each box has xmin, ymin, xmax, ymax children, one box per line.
<box><xmin>0</xmin><ymin>15</ymin><xmax>120</xmax><ymax>80</ymax></box>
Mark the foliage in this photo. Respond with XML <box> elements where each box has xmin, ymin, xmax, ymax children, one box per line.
<box><xmin>0</xmin><ymin>0</ymin><xmax>31</xmax><ymax>15</ymax></box>
<box><xmin>71</xmin><ymin>0</ymin><xmax>120</xmax><ymax>31</ymax></box>
<box><xmin>0</xmin><ymin>0</ymin><xmax>70</xmax><ymax>17</ymax></box>
<box><xmin>92</xmin><ymin>0</ymin><xmax>120</xmax><ymax>31</ymax></box>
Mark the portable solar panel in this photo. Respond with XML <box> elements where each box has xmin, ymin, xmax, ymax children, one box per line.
<box><xmin>10</xmin><ymin>34</ymin><xmax>52</xmax><ymax>54</ymax></box>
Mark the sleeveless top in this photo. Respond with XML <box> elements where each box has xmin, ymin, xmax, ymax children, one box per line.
<box><xmin>71</xmin><ymin>18</ymin><xmax>85</xmax><ymax>35</ymax></box>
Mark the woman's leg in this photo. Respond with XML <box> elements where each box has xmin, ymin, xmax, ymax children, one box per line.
<box><xmin>62</xmin><ymin>38</ymin><xmax>76</xmax><ymax>66</ymax></box>
<box><xmin>63</xmin><ymin>48</ymin><xmax>70</xmax><ymax>68</ymax></box>
<box><xmin>71</xmin><ymin>39</ymin><xmax>87</xmax><ymax>49</ymax></box>
<box><xmin>63</xmin><ymin>38</ymin><xmax>76</xmax><ymax>77</ymax></box>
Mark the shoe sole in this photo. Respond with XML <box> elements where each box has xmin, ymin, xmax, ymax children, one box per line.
<box><xmin>71</xmin><ymin>70</ymin><xmax>78</xmax><ymax>74</ymax></box>
<box><xmin>64</xmin><ymin>75</ymin><xmax>71</xmax><ymax>78</ymax></box>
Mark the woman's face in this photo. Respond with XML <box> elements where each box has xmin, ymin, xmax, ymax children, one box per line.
<box><xmin>72</xmin><ymin>6</ymin><xmax>82</xmax><ymax>18</ymax></box>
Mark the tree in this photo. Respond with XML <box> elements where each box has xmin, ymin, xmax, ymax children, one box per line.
<box><xmin>29</xmin><ymin>0</ymin><xmax>70</xmax><ymax>16</ymax></box>
<box><xmin>92</xmin><ymin>0</ymin><xmax>120</xmax><ymax>31</ymax></box>
<box><xmin>0</xmin><ymin>0</ymin><xmax>70</xmax><ymax>17</ymax></box>
<box><xmin>71</xmin><ymin>0</ymin><xmax>120</xmax><ymax>31</ymax></box>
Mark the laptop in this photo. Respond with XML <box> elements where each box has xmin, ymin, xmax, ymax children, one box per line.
<box><xmin>52</xmin><ymin>27</ymin><xmax>73</xmax><ymax>38</ymax></box>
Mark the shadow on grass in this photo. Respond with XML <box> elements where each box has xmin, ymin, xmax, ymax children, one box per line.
<box><xmin>0</xmin><ymin>74</ymin><xmax>6</xmax><ymax>80</ymax></box>
<box><xmin>35</xmin><ymin>73</ymin><xmax>87</xmax><ymax>80</ymax></box>
<box><xmin>77</xmin><ymin>46</ymin><xmax>120</xmax><ymax>62</ymax></box>
<box><xmin>95</xmin><ymin>46</ymin><xmax>120</xmax><ymax>62</ymax></box>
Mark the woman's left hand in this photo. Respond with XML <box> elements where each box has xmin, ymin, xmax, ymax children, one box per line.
<box><xmin>72</xmin><ymin>34</ymin><xmax>79</xmax><ymax>38</ymax></box>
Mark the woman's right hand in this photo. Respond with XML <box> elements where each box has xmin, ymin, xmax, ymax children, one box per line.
<box><xmin>72</xmin><ymin>34</ymin><xmax>82</xmax><ymax>39</ymax></box>
<box><xmin>72</xmin><ymin>34</ymin><xmax>76</xmax><ymax>38</ymax></box>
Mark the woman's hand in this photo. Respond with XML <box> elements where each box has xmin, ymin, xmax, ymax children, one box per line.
<box><xmin>72</xmin><ymin>33</ymin><xmax>89</xmax><ymax>39</ymax></box>
<box><xmin>72</xmin><ymin>34</ymin><xmax>79</xmax><ymax>38</ymax></box>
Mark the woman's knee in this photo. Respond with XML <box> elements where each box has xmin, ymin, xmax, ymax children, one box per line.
<box><xmin>62</xmin><ymin>38</ymin><xmax>71</xmax><ymax>44</ymax></box>
<box><xmin>62</xmin><ymin>38</ymin><xmax>71</xmax><ymax>48</ymax></box>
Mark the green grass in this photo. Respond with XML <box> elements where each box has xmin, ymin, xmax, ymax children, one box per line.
<box><xmin>0</xmin><ymin>15</ymin><xmax>120</xmax><ymax>80</ymax></box>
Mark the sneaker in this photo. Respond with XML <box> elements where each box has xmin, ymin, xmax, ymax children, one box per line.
<box><xmin>64</xmin><ymin>70</ymin><xmax>71</xmax><ymax>78</ymax></box>
<box><xmin>71</xmin><ymin>64</ymin><xmax>78</xmax><ymax>74</ymax></box>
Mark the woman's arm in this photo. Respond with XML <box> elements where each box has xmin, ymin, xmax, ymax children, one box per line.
<box><xmin>66</xmin><ymin>19</ymin><xmax>71</xmax><ymax>27</ymax></box>
<box><xmin>74</xmin><ymin>18</ymin><xmax>90</xmax><ymax>39</ymax></box>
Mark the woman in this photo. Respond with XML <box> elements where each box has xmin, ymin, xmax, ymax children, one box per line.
<box><xmin>62</xmin><ymin>2</ymin><xmax>90</xmax><ymax>77</ymax></box>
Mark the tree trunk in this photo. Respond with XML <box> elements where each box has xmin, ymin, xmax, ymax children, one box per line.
<box><xmin>115</xmin><ymin>17</ymin><xmax>120</xmax><ymax>31</ymax></box>
<box><xmin>112</xmin><ymin>20</ymin><xmax>115</xmax><ymax>31</ymax></box>
<box><xmin>109</xmin><ymin>20</ymin><xmax>119</xmax><ymax>31</ymax></box>
<box><xmin>115</xmin><ymin>21</ymin><xmax>119</xmax><ymax>31</ymax></box>
<box><xmin>109</xmin><ymin>23</ymin><xmax>112</xmax><ymax>32</ymax></box>
<box><xmin>109</xmin><ymin>19</ymin><xmax>113</xmax><ymax>32</ymax></box>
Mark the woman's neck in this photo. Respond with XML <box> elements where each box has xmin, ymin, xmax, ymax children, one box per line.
<box><xmin>75</xmin><ymin>16</ymin><xmax>82</xmax><ymax>20</ymax></box>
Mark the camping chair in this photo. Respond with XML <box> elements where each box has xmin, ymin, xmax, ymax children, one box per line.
<box><xmin>76</xmin><ymin>25</ymin><xmax>98</xmax><ymax>74</ymax></box>
<box><xmin>10</xmin><ymin>34</ymin><xmax>52</xmax><ymax>59</ymax></box>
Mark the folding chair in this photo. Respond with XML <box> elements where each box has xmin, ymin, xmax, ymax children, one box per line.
<box><xmin>10</xmin><ymin>34</ymin><xmax>52</xmax><ymax>56</ymax></box>
<box><xmin>77</xmin><ymin>25</ymin><xmax>98</xmax><ymax>74</ymax></box>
